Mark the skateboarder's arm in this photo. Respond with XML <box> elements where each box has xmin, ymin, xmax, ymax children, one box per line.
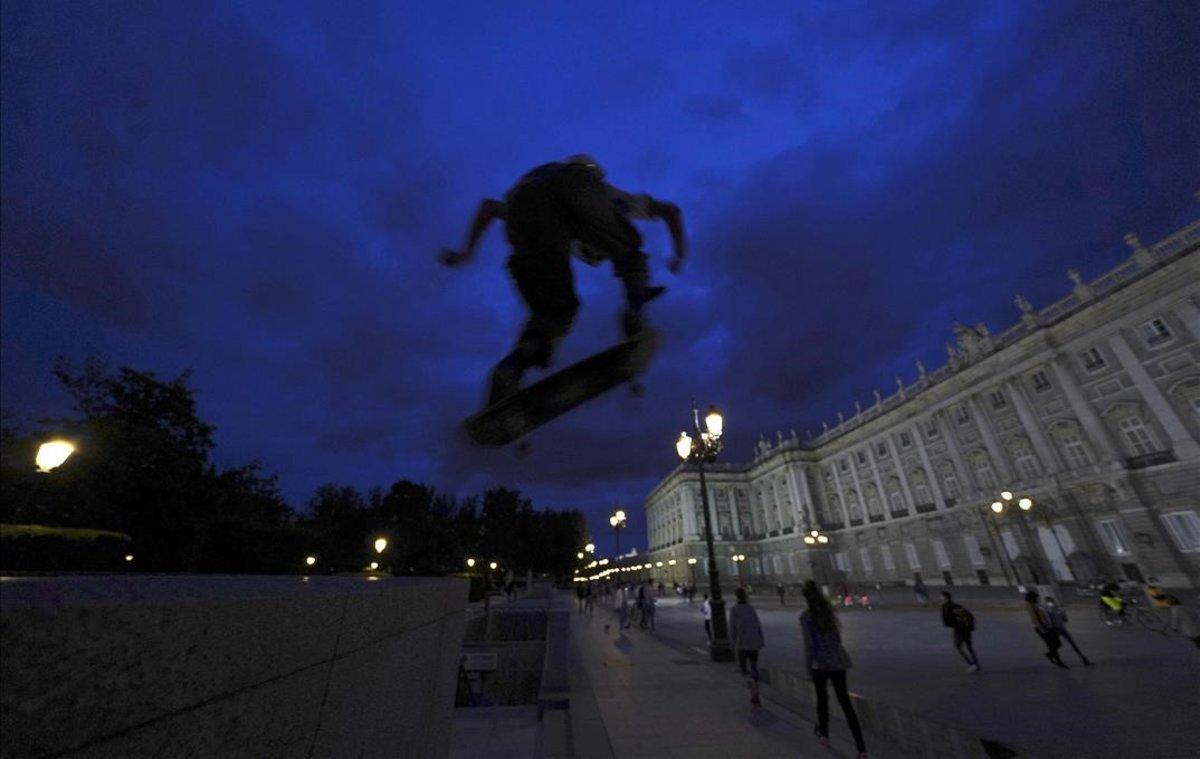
<box><xmin>441</xmin><ymin>198</ymin><xmax>506</xmax><ymax>267</ymax></box>
<box><xmin>646</xmin><ymin>198</ymin><xmax>687</xmax><ymax>271</ymax></box>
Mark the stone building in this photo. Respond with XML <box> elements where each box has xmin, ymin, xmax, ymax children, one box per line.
<box><xmin>638</xmin><ymin>216</ymin><xmax>1200</xmax><ymax>590</ymax></box>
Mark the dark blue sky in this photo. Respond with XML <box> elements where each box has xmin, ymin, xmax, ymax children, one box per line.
<box><xmin>3</xmin><ymin>2</ymin><xmax>1197</xmax><ymax>554</ymax></box>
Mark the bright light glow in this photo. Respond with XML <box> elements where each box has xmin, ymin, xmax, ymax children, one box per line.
<box><xmin>704</xmin><ymin>406</ymin><xmax>724</xmax><ymax>438</ymax></box>
<box><xmin>668</xmin><ymin>559</ymin><xmax>676</xmax><ymax>565</ymax></box>
<box><xmin>36</xmin><ymin>440</ymin><xmax>75</xmax><ymax>473</ymax></box>
<box><xmin>1000</xmin><ymin>491</ymin><xmax>1014</xmax><ymax>501</ymax></box>
<box><xmin>489</xmin><ymin>561</ymin><xmax>498</xmax><ymax>570</ymax></box>
<box><xmin>124</xmin><ymin>554</ymin><xmax>134</xmax><ymax>562</ymax></box>
<box><xmin>599</xmin><ymin>559</ymin><xmax>608</xmax><ymax>565</ymax></box>
<box><xmin>990</xmin><ymin>501</ymin><xmax>1004</xmax><ymax>513</ymax></box>
<box><xmin>370</xmin><ymin>562</ymin><xmax>379</xmax><ymax>570</ymax></box>
<box><xmin>810</xmin><ymin>530</ymin><xmax>819</xmax><ymax>537</ymax></box>
<box><xmin>655</xmin><ymin>561</ymin><xmax>663</xmax><ymax>567</ymax></box>
<box><xmin>305</xmin><ymin>555</ymin><xmax>317</xmax><ymax>567</ymax></box>
<box><xmin>1019</xmin><ymin>497</ymin><xmax>1033</xmax><ymax>511</ymax></box>
<box><xmin>585</xmin><ymin>543</ymin><xmax>595</xmax><ymax>553</ymax></box>
<box><xmin>817</xmin><ymin>535</ymin><xmax>828</xmax><ymax>544</ymax></box>
<box><xmin>374</xmin><ymin>537</ymin><xmax>388</xmax><ymax>554</ymax></box>
<box><xmin>804</xmin><ymin>536</ymin><xmax>815</xmax><ymax>544</ymax></box>
<box><xmin>615</xmin><ymin>509</ymin><xmax>626</xmax><ymax>521</ymax></box>
<box><xmin>577</xmin><ymin>552</ymin><xmax>585</xmax><ymax>559</ymax></box>
<box><xmin>467</xmin><ymin>557</ymin><xmax>476</xmax><ymax>568</ymax></box>
<box><xmin>675</xmin><ymin>431</ymin><xmax>693</xmax><ymax>460</ymax></box>
<box><xmin>688</xmin><ymin>558</ymin><xmax>697</xmax><ymax>564</ymax></box>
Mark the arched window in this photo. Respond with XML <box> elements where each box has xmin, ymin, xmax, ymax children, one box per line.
<box><xmin>1117</xmin><ymin>415</ymin><xmax>1159</xmax><ymax>456</ymax></box>
<box><xmin>865</xmin><ymin>483</ymin><xmax>883</xmax><ymax>516</ymax></box>
<box><xmin>1009</xmin><ymin>439</ymin><xmax>1041</xmax><ymax>480</ymax></box>
<box><xmin>938</xmin><ymin>461</ymin><xmax>961</xmax><ymax>498</ymax></box>
<box><xmin>845</xmin><ymin>490</ymin><xmax>862</xmax><ymax>521</ymax></box>
<box><xmin>969</xmin><ymin>450</ymin><xmax>997</xmax><ymax>489</ymax></box>
<box><xmin>886</xmin><ymin>477</ymin><xmax>905</xmax><ymax>512</ymax></box>
<box><xmin>910</xmin><ymin>469</ymin><xmax>932</xmax><ymax>505</ymax></box>
<box><xmin>1050</xmin><ymin>421</ymin><xmax>1092</xmax><ymax>469</ymax></box>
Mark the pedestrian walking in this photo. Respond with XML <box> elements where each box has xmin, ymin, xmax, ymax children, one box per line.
<box><xmin>701</xmin><ymin>593</ymin><xmax>713</xmax><ymax>643</ymax></box>
<box><xmin>616</xmin><ymin>585</ymin><xmax>630</xmax><ymax>630</ymax></box>
<box><xmin>1026</xmin><ymin>590</ymin><xmax>1068</xmax><ymax>668</ymax></box>
<box><xmin>800</xmin><ymin>580</ymin><xmax>867</xmax><ymax>758</ymax></box>
<box><xmin>777</xmin><ymin>582</ymin><xmax>787</xmax><ymax>606</ymax></box>
<box><xmin>1162</xmin><ymin>594</ymin><xmax>1200</xmax><ymax>647</ymax></box>
<box><xmin>913</xmin><ymin>578</ymin><xmax>930</xmax><ymax>606</ymax></box>
<box><xmin>636</xmin><ymin>582</ymin><xmax>647</xmax><ymax>628</ymax></box>
<box><xmin>1043</xmin><ymin>596</ymin><xmax>1092</xmax><ymax>665</ymax></box>
<box><xmin>643</xmin><ymin>587</ymin><xmax>657</xmax><ymax>630</ymax></box>
<box><xmin>940</xmin><ymin>591</ymin><xmax>980</xmax><ymax>672</ymax></box>
<box><xmin>576</xmin><ymin>583</ymin><xmax>586</xmax><ymax>613</ymax></box>
<box><xmin>729</xmin><ymin>587</ymin><xmax>765</xmax><ymax>706</ymax></box>
<box><xmin>584</xmin><ymin>583</ymin><xmax>595</xmax><ymax>615</ymax></box>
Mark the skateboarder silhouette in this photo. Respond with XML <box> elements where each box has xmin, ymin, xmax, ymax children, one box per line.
<box><xmin>441</xmin><ymin>155</ymin><xmax>686</xmax><ymax>442</ymax></box>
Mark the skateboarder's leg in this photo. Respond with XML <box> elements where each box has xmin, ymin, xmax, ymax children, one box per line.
<box><xmin>489</xmin><ymin>250</ymin><xmax>578</xmax><ymax>404</ymax></box>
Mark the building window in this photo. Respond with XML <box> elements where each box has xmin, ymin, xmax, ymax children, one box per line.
<box><xmin>1117</xmin><ymin>414</ymin><xmax>1160</xmax><ymax>456</ymax></box>
<box><xmin>1001</xmin><ymin>529</ymin><xmax>1021</xmax><ymax>557</ymax></box>
<box><xmin>990</xmin><ymin>390</ymin><xmax>1007</xmax><ymax>409</ymax></box>
<box><xmin>1031</xmin><ymin>371</ymin><xmax>1052</xmax><ymax>392</ymax></box>
<box><xmin>847</xmin><ymin>493</ymin><xmax>862</xmax><ymax>521</ymax></box>
<box><xmin>1140</xmin><ymin>317</ymin><xmax>1174</xmax><ymax>347</ymax></box>
<box><xmin>1055</xmin><ymin>425</ymin><xmax>1092</xmax><ymax>469</ymax></box>
<box><xmin>1013</xmin><ymin>445</ymin><xmax>1041</xmax><ymax>479</ymax></box>
<box><xmin>859</xmin><ymin>547</ymin><xmax>874</xmax><ymax>574</ymax></box>
<box><xmin>787</xmin><ymin>553</ymin><xmax>797</xmax><ymax>574</ymax></box>
<box><xmin>914</xmin><ymin>482</ymin><xmax>932</xmax><ymax>504</ymax></box>
<box><xmin>899</xmin><ymin>432</ymin><xmax>912</xmax><ymax>448</ymax></box>
<box><xmin>1080</xmin><ymin>347</ymin><xmax>1107</xmax><ymax>372</ymax></box>
<box><xmin>925</xmin><ymin>420</ymin><xmax>939</xmax><ymax>438</ymax></box>
<box><xmin>857</xmin><ymin>451</ymin><xmax>867</xmax><ymax>465</ymax></box>
<box><xmin>888</xmin><ymin>488</ymin><xmax>905</xmax><ymax>512</ymax></box>
<box><xmin>940</xmin><ymin>467</ymin><xmax>961</xmax><ymax>498</ymax></box>
<box><xmin>904</xmin><ymin>542</ymin><xmax>921</xmax><ymax>569</ymax></box>
<box><xmin>866</xmin><ymin>492</ymin><xmax>883</xmax><ymax>517</ymax></box>
<box><xmin>971</xmin><ymin>453</ymin><xmax>997</xmax><ymax>488</ymax></box>
<box><xmin>955</xmin><ymin>405</ymin><xmax>971</xmax><ymax>424</ymax></box>
<box><xmin>877</xmin><ymin>442</ymin><xmax>888</xmax><ymax>457</ymax></box>
<box><xmin>931</xmin><ymin>539</ymin><xmax>951</xmax><ymax>569</ymax></box>
<box><xmin>963</xmin><ymin>534</ymin><xmax>985</xmax><ymax>567</ymax></box>
<box><xmin>773</xmin><ymin>555</ymin><xmax>784</xmax><ymax>575</ymax></box>
<box><xmin>1095</xmin><ymin>519</ymin><xmax>1130</xmax><ymax>555</ymax></box>
<box><xmin>880</xmin><ymin>545</ymin><xmax>896</xmax><ymax>571</ymax></box>
<box><xmin>840</xmin><ymin>458</ymin><xmax>849</xmax><ymax>472</ymax></box>
<box><xmin>1161</xmin><ymin>511</ymin><xmax>1200</xmax><ymax>552</ymax></box>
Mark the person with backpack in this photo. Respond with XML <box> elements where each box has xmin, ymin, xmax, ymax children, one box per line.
<box><xmin>940</xmin><ymin>591</ymin><xmax>980</xmax><ymax>672</ymax></box>
<box><xmin>1026</xmin><ymin>590</ymin><xmax>1068</xmax><ymax>668</ymax></box>
<box><xmin>800</xmin><ymin>581</ymin><xmax>868</xmax><ymax>758</ymax></box>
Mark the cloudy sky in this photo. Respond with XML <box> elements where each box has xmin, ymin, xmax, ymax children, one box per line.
<box><xmin>2</xmin><ymin>1</ymin><xmax>1197</xmax><ymax>554</ymax></box>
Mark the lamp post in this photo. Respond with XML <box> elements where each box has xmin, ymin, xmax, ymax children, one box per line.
<box><xmin>732</xmin><ymin>553</ymin><xmax>746</xmax><ymax>588</ymax></box>
<box><xmin>668</xmin><ymin>558</ymin><xmax>677</xmax><ymax>584</ymax></box>
<box><xmin>609</xmin><ymin>510</ymin><xmax>627</xmax><ymax>557</ymax></box>
<box><xmin>687</xmin><ymin>557</ymin><xmax>698</xmax><ymax>591</ymax></box>
<box><xmin>35</xmin><ymin>440</ymin><xmax>76</xmax><ymax>473</ymax></box>
<box><xmin>802</xmin><ymin>529</ymin><xmax>830</xmax><ymax>586</ymax></box>
<box><xmin>675</xmin><ymin>401</ymin><xmax>734</xmax><ymax>662</ymax></box>
<box><xmin>989</xmin><ymin>491</ymin><xmax>1060</xmax><ymax>592</ymax></box>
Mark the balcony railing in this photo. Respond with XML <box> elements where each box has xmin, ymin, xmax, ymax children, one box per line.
<box><xmin>1125</xmin><ymin>450</ymin><xmax>1177</xmax><ymax>470</ymax></box>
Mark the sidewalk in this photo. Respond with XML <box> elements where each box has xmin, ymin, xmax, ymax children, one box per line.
<box><xmin>569</xmin><ymin>604</ymin><xmax>910</xmax><ymax>758</ymax></box>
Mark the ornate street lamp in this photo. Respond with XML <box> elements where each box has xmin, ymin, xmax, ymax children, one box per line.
<box><xmin>687</xmin><ymin>557</ymin><xmax>698</xmax><ymax>589</ymax></box>
<box><xmin>988</xmin><ymin>491</ymin><xmax>1062</xmax><ymax>589</ymax></box>
<box><xmin>675</xmin><ymin>401</ymin><xmax>734</xmax><ymax>662</ymax></box>
<box><xmin>732</xmin><ymin>553</ymin><xmax>747</xmax><ymax>588</ymax></box>
<box><xmin>373</xmin><ymin>537</ymin><xmax>388</xmax><ymax>554</ymax></box>
<box><xmin>609</xmin><ymin>509</ymin><xmax>627</xmax><ymax>556</ymax></box>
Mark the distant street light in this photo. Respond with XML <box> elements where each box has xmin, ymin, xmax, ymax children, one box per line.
<box><xmin>988</xmin><ymin>491</ymin><xmax>1061</xmax><ymax>589</ymax></box>
<box><xmin>732</xmin><ymin>553</ymin><xmax>747</xmax><ymax>587</ymax></box>
<box><xmin>124</xmin><ymin>554</ymin><xmax>134</xmax><ymax>563</ymax></box>
<box><xmin>370</xmin><ymin>562</ymin><xmax>379</xmax><ymax>571</ymax></box>
<box><xmin>36</xmin><ymin>440</ymin><xmax>75</xmax><ymax>473</ymax></box>
<box><xmin>687</xmin><ymin>557</ymin><xmax>698</xmax><ymax>588</ymax></box>
<box><xmin>577</xmin><ymin>551</ymin><xmax>585</xmax><ymax>560</ymax></box>
<box><xmin>489</xmin><ymin>561</ymin><xmax>498</xmax><ymax>571</ymax></box>
<box><xmin>675</xmin><ymin>401</ymin><xmax>734</xmax><ymax>662</ymax></box>
<box><xmin>374</xmin><ymin>537</ymin><xmax>388</xmax><ymax>554</ymax></box>
<box><xmin>585</xmin><ymin>543</ymin><xmax>595</xmax><ymax>554</ymax></box>
<box><xmin>305</xmin><ymin>555</ymin><xmax>317</xmax><ymax>567</ymax></box>
<box><xmin>466</xmin><ymin>557</ymin><xmax>476</xmax><ymax>568</ymax></box>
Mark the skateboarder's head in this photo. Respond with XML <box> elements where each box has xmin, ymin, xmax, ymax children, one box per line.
<box><xmin>563</xmin><ymin>153</ymin><xmax>605</xmax><ymax>178</ymax></box>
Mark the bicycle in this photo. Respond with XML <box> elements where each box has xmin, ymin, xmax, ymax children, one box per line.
<box><xmin>1097</xmin><ymin>592</ymin><xmax>1167</xmax><ymax>633</ymax></box>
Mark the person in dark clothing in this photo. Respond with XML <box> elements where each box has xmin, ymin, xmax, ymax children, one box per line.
<box><xmin>1043</xmin><ymin>596</ymin><xmax>1092</xmax><ymax>665</ymax></box>
<box><xmin>800</xmin><ymin>581</ymin><xmax>867</xmax><ymax>758</ymax></box>
<box><xmin>913</xmin><ymin>578</ymin><xmax>930</xmax><ymax>606</ymax></box>
<box><xmin>1026</xmin><ymin>590</ymin><xmax>1068</xmax><ymax>668</ymax></box>
<box><xmin>729</xmin><ymin>587</ymin><xmax>765</xmax><ymax>705</ymax></box>
<box><xmin>940</xmin><ymin>591</ymin><xmax>980</xmax><ymax>672</ymax></box>
<box><xmin>776</xmin><ymin>582</ymin><xmax>787</xmax><ymax>606</ymax></box>
<box><xmin>441</xmin><ymin>155</ymin><xmax>686</xmax><ymax>406</ymax></box>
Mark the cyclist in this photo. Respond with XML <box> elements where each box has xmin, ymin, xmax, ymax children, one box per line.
<box><xmin>1099</xmin><ymin>582</ymin><xmax>1126</xmax><ymax>620</ymax></box>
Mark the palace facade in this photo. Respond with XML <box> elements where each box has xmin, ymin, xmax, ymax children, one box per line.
<box><xmin>637</xmin><ymin>215</ymin><xmax>1200</xmax><ymax>590</ymax></box>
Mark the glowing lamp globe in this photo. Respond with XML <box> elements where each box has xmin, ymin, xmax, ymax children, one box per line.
<box><xmin>675</xmin><ymin>431</ymin><xmax>693</xmax><ymax>460</ymax></box>
<box><xmin>704</xmin><ymin>406</ymin><xmax>724</xmax><ymax>438</ymax></box>
<box><xmin>36</xmin><ymin>440</ymin><xmax>75</xmax><ymax>473</ymax></box>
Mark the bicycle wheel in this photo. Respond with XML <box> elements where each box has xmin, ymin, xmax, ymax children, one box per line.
<box><xmin>1137</xmin><ymin>608</ymin><xmax>1167</xmax><ymax>634</ymax></box>
<box><xmin>1098</xmin><ymin>606</ymin><xmax>1126</xmax><ymax>628</ymax></box>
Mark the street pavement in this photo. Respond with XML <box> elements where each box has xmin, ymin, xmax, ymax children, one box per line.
<box><xmin>571</xmin><ymin>603</ymin><xmax>909</xmax><ymax>758</ymax></box>
<box><xmin>642</xmin><ymin>592</ymin><xmax>1200</xmax><ymax>759</ymax></box>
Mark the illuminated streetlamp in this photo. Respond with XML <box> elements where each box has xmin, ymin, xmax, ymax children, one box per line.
<box><xmin>732</xmin><ymin>553</ymin><xmax>747</xmax><ymax>588</ymax></box>
<box><xmin>609</xmin><ymin>509</ymin><xmax>627</xmax><ymax>556</ymax></box>
<box><xmin>466</xmin><ymin>557</ymin><xmax>476</xmax><ymax>568</ymax></box>
<box><xmin>585</xmin><ymin>543</ymin><xmax>595</xmax><ymax>554</ymax></box>
<box><xmin>374</xmin><ymin>537</ymin><xmax>388</xmax><ymax>554</ymax></box>
<box><xmin>489</xmin><ymin>561</ymin><xmax>498</xmax><ymax>571</ymax></box>
<box><xmin>36</xmin><ymin>440</ymin><xmax>75</xmax><ymax>473</ymax></box>
<box><xmin>369</xmin><ymin>562</ymin><xmax>379</xmax><ymax>571</ymax></box>
<box><xmin>687</xmin><ymin>557</ymin><xmax>698</xmax><ymax>589</ymax></box>
<box><xmin>305</xmin><ymin>555</ymin><xmax>317</xmax><ymax>567</ymax></box>
<box><xmin>987</xmin><ymin>491</ymin><xmax>1061</xmax><ymax>589</ymax></box>
<box><xmin>675</xmin><ymin>400</ymin><xmax>733</xmax><ymax>662</ymax></box>
<box><xmin>124</xmin><ymin>554</ymin><xmax>134</xmax><ymax>563</ymax></box>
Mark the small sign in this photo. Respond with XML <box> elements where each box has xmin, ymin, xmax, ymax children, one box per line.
<box><xmin>461</xmin><ymin>653</ymin><xmax>498</xmax><ymax>672</ymax></box>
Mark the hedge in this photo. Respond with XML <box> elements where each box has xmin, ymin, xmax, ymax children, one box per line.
<box><xmin>0</xmin><ymin>523</ymin><xmax>134</xmax><ymax>571</ymax></box>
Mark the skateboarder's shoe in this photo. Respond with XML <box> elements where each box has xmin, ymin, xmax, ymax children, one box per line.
<box><xmin>487</xmin><ymin>358</ymin><xmax>525</xmax><ymax>407</ymax></box>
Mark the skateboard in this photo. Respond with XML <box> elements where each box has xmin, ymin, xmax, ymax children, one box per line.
<box><xmin>463</xmin><ymin>327</ymin><xmax>662</xmax><ymax>447</ymax></box>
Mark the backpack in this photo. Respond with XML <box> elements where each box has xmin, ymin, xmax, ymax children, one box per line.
<box><xmin>952</xmin><ymin>605</ymin><xmax>975</xmax><ymax>632</ymax></box>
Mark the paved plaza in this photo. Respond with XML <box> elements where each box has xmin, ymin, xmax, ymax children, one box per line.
<box><xmin>641</xmin><ymin>592</ymin><xmax>1200</xmax><ymax>758</ymax></box>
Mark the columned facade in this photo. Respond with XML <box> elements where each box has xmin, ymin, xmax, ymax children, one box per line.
<box><xmin>638</xmin><ymin>218</ymin><xmax>1200</xmax><ymax>589</ymax></box>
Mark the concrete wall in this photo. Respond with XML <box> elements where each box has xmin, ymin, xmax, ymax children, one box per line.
<box><xmin>0</xmin><ymin>575</ymin><xmax>467</xmax><ymax>759</ymax></box>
